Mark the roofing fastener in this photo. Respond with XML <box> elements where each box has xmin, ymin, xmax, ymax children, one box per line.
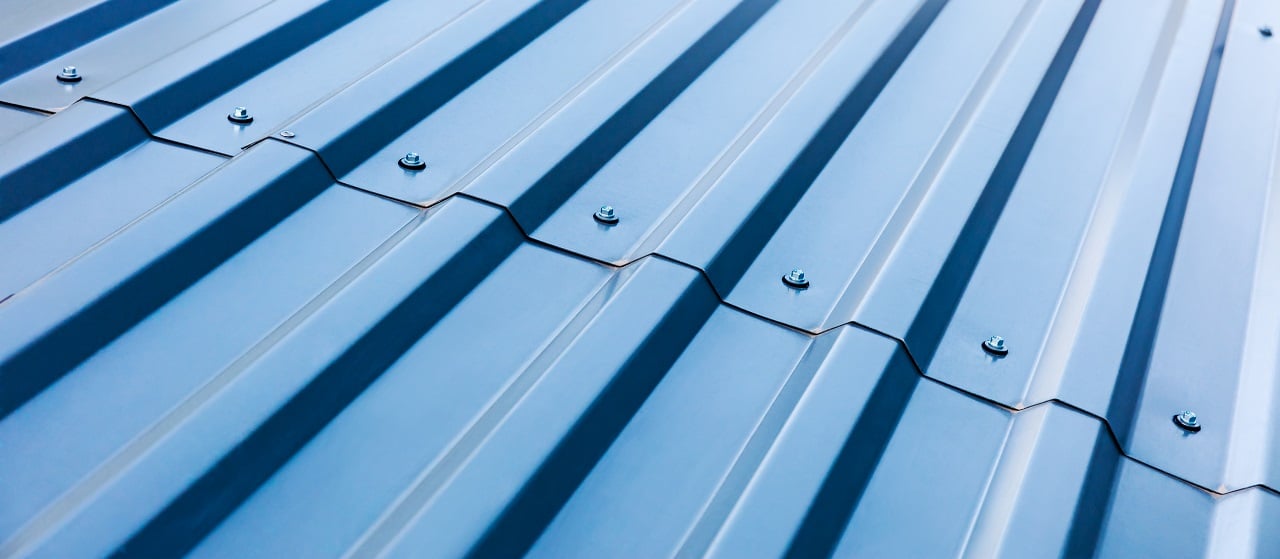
<box><xmin>1262</xmin><ymin>25</ymin><xmax>1274</xmax><ymax>37</ymax></box>
<box><xmin>227</xmin><ymin>106</ymin><xmax>253</xmax><ymax>124</ymax></box>
<box><xmin>1173</xmin><ymin>410</ymin><xmax>1201</xmax><ymax>432</ymax></box>
<box><xmin>398</xmin><ymin>152</ymin><xmax>426</xmax><ymax>171</ymax></box>
<box><xmin>982</xmin><ymin>335</ymin><xmax>1008</xmax><ymax>356</ymax></box>
<box><xmin>782</xmin><ymin>268</ymin><xmax>809</xmax><ymax>289</ymax></box>
<box><xmin>56</xmin><ymin>66</ymin><xmax>81</xmax><ymax>83</ymax></box>
<box><xmin>594</xmin><ymin>205</ymin><xmax>619</xmax><ymax>225</ymax></box>
<box><xmin>279</xmin><ymin>130</ymin><xmax>295</xmax><ymax>138</ymax></box>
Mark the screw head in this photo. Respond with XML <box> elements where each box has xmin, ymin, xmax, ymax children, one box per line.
<box><xmin>1173</xmin><ymin>410</ymin><xmax>1201</xmax><ymax>432</ymax></box>
<box><xmin>782</xmin><ymin>268</ymin><xmax>809</xmax><ymax>289</ymax></box>
<box><xmin>227</xmin><ymin>106</ymin><xmax>253</xmax><ymax>124</ymax></box>
<box><xmin>982</xmin><ymin>335</ymin><xmax>1008</xmax><ymax>356</ymax></box>
<box><xmin>279</xmin><ymin>130</ymin><xmax>295</xmax><ymax>138</ymax></box>
<box><xmin>56</xmin><ymin>66</ymin><xmax>81</xmax><ymax>83</ymax></box>
<box><xmin>594</xmin><ymin>205</ymin><xmax>619</xmax><ymax>225</ymax></box>
<box><xmin>398</xmin><ymin>152</ymin><xmax>426</xmax><ymax>170</ymax></box>
<box><xmin>1262</xmin><ymin>25</ymin><xmax>1273</xmax><ymax>37</ymax></box>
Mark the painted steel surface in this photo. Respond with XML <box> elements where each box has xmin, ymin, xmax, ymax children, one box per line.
<box><xmin>1</xmin><ymin>0</ymin><xmax>1278</xmax><ymax>556</ymax></box>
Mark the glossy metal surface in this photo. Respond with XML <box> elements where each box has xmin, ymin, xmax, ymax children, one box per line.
<box><xmin>0</xmin><ymin>104</ymin><xmax>45</xmax><ymax>143</ymax></box>
<box><xmin>1</xmin><ymin>0</ymin><xmax>1278</xmax><ymax>556</ymax></box>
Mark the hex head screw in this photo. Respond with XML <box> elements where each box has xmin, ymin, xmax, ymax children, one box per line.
<box><xmin>594</xmin><ymin>205</ymin><xmax>619</xmax><ymax>225</ymax></box>
<box><xmin>982</xmin><ymin>335</ymin><xmax>1008</xmax><ymax>356</ymax></box>
<box><xmin>782</xmin><ymin>268</ymin><xmax>809</xmax><ymax>289</ymax></box>
<box><xmin>399</xmin><ymin>152</ymin><xmax>426</xmax><ymax>171</ymax></box>
<box><xmin>56</xmin><ymin>66</ymin><xmax>81</xmax><ymax>83</ymax></box>
<box><xmin>227</xmin><ymin>106</ymin><xmax>253</xmax><ymax>124</ymax></box>
<box><xmin>1173</xmin><ymin>410</ymin><xmax>1201</xmax><ymax>432</ymax></box>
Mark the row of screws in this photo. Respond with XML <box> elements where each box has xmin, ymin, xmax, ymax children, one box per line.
<box><xmin>63</xmin><ymin>78</ymin><xmax>1216</xmax><ymax>435</ymax></box>
<box><xmin>383</xmin><ymin>159</ymin><xmax>1208</xmax><ymax>434</ymax></box>
<box><xmin>328</xmin><ymin>130</ymin><xmax>1224</xmax><ymax>439</ymax></box>
<box><xmin>63</xmin><ymin>94</ymin><xmax>1233</xmax><ymax>435</ymax></box>
<box><xmin>383</xmin><ymin>151</ymin><xmax>1207</xmax><ymax>436</ymax></box>
<box><xmin>582</xmin><ymin>200</ymin><xmax>1216</xmax><ymax>436</ymax></box>
<box><xmin>47</xmin><ymin>62</ymin><xmax>1233</xmax><ymax>466</ymax></box>
<box><xmin>588</xmin><ymin>203</ymin><xmax>810</xmax><ymax>288</ymax></box>
<box><xmin>54</xmin><ymin>69</ymin><xmax>1218</xmax><ymax>447</ymax></box>
<box><xmin>590</xmin><ymin>203</ymin><xmax>1188</xmax><ymax>428</ymax></box>
<box><xmin>981</xmin><ymin>335</ymin><xmax>1201</xmax><ymax>432</ymax></box>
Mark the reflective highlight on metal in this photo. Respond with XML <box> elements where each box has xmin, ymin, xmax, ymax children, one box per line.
<box><xmin>1</xmin><ymin>0</ymin><xmax>1278</xmax><ymax>556</ymax></box>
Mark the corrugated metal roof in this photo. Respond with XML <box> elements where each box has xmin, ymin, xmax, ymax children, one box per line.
<box><xmin>1</xmin><ymin>0</ymin><xmax>1278</xmax><ymax>556</ymax></box>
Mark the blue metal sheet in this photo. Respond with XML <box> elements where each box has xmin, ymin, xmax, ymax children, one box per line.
<box><xmin>0</xmin><ymin>0</ymin><xmax>177</xmax><ymax>84</ymax></box>
<box><xmin>0</xmin><ymin>101</ymin><xmax>223</xmax><ymax>297</ymax></box>
<box><xmin>0</xmin><ymin>0</ymin><xmax>274</xmax><ymax>111</ymax></box>
<box><xmin>1</xmin><ymin>147</ymin><xmax>1273</xmax><ymax>557</ymax></box>
<box><xmin>283</xmin><ymin>0</ymin><xmax>716</xmax><ymax>204</ymax></box>
<box><xmin>0</xmin><ymin>140</ymin><xmax>420</xmax><ymax>557</ymax></box>
<box><xmin>0</xmin><ymin>0</ymin><xmax>101</xmax><ymax>51</ymax></box>
<box><xmin>703</xmin><ymin>377</ymin><xmax>1280</xmax><ymax>559</ymax></box>
<box><xmin>94</xmin><ymin>0</ymin><xmax>487</xmax><ymax>154</ymax></box>
<box><xmin>2</xmin><ymin>0</ymin><xmax>1279</xmax><ymax>556</ymax></box>
<box><xmin>469</xmin><ymin>0</ymin><xmax>896</xmax><ymax>258</ymax></box>
<box><xmin>0</xmin><ymin>103</ymin><xmax>45</xmax><ymax>144</ymax></box>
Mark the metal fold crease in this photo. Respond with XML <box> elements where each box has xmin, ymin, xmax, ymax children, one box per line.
<box><xmin>1</xmin><ymin>0</ymin><xmax>1279</xmax><ymax>556</ymax></box>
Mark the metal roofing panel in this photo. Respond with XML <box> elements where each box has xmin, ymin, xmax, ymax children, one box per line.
<box><xmin>0</xmin><ymin>0</ymin><xmax>101</xmax><ymax>50</ymax></box>
<box><xmin>1</xmin><ymin>0</ymin><xmax>1279</xmax><ymax>556</ymax></box>
<box><xmin>0</xmin><ymin>104</ymin><xmax>45</xmax><ymax>144</ymax></box>
<box><xmin>653</xmin><ymin>0</ymin><xmax>1074</xmax><ymax>323</ymax></box>
<box><xmin>7</xmin><ymin>210</ymin><xmax>1272</xmax><ymax>557</ymax></box>
<box><xmin>0</xmin><ymin>101</ymin><xmax>223</xmax><ymax>298</ymax></box>
<box><xmin>0</xmin><ymin>0</ymin><xmax>275</xmax><ymax>111</ymax></box>
<box><xmin>471</xmin><ymin>0</ymin><xmax>904</xmax><ymax>253</ymax></box>
<box><xmin>283</xmin><ymin>0</ymin><xmax>727</xmax><ymax>202</ymax></box>
<box><xmin>95</xmin><ymin>0</ymin><xmax>486</xmax><ymax>154</ymax></box>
